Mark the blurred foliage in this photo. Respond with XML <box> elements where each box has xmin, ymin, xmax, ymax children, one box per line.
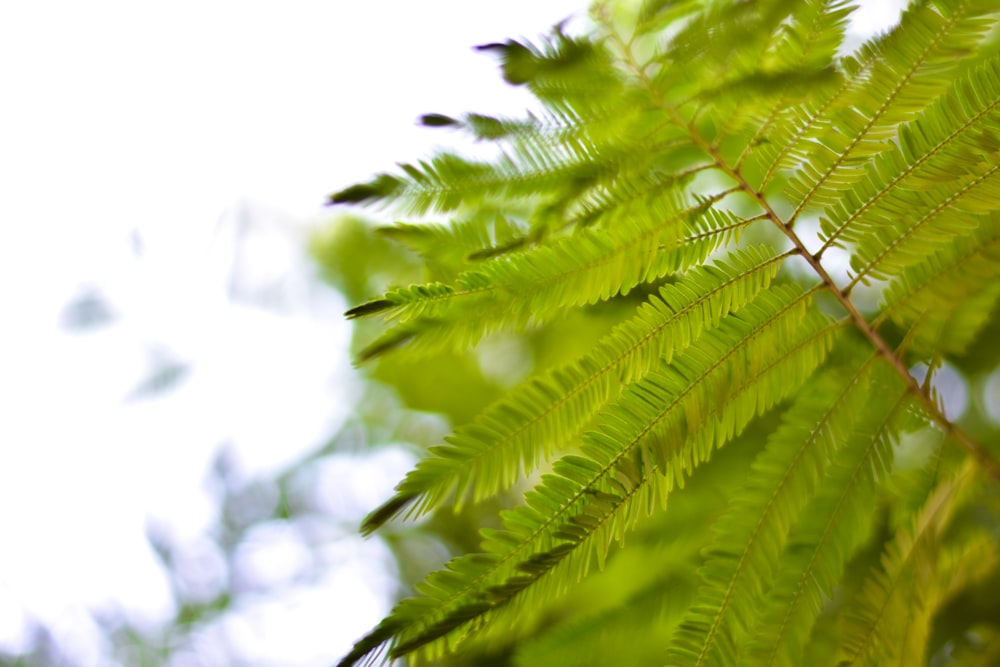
<box><xmin>317</xmin><ymin>213</ymin><xmax>1000</xmax><ymax>667</ymax></box>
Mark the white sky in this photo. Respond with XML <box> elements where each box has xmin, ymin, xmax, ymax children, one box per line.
<box><xmin>0</xmin><ymin>0</ymin><xmax>937</xmax><ymax>665</ymax></box>
<box><xmin>0</xmin><ymin>1</ymin><xmax>587</xmax><ymax>665</ymax></box>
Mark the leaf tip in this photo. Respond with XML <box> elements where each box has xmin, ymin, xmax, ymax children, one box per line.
<box><xmin>361</xmin><ymin>493</ymin><xmax>418</xmax><ymax>535</ymax></box>
<box><xmin>355</xmin><ymin>330</ymin><xmax>416</xmax><ymax>363</ymax></box>
<box><xmin>344</xmin><ymin>299</ymin><xmax>395</xmax><ymax>319</ymax></box>
<box><xmin>418</xmin><ymin>113</ymin><xmax>460</xmax><ymax>127</ymax></box>
<box><xmin>335</xmin><ymin>620</ymin><xmax>403</xmax><ymax>667</ymax></box>
<box><xmin>328</xmin><ymin>175</ymin><xmax>400</xmax><ymax>206</ymax></box>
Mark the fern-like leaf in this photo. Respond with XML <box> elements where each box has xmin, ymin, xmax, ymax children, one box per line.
<box><xmin>836</xmin><ymin>460</ymin><xmax>976</xmax><ymax>667</ymax></box>
<box><xmin>328</xmin><ymin>3</ymin><xmax>1000</xmax><ymax>665</ymax></box>
<box><xmin>668</xmin><ymin>350</ymin><xmax>885</xmax><ymax>667</ymax></box>
<box><xmin>340</xmin><ymin>287</ymin><xmax>839</xmax><ymax>666</ymax></box>
<box><xmin>744</xmin><ymin>378</ymin><xmax>911</xmax><ymax>667</ymax></box>
<box><xmin>781</xmin><ymin>0</ymin><xmax>997</xmax><ymax>216</ymax></box>
<box><xmin>363</xmin><ymin>246</ymin><xmax>787</xmax><ymax>531</ymax></box>
<box><xmin>350</xmin><ymin>197</ymin><xmax>753</xmax><ymax>359</ymax></box>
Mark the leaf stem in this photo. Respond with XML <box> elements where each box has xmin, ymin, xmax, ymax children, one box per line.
<box><xmin>610</xmin><ymin>20</ymin><xmax>1000</xmax><ymax>483</ymax></box>
<box><xmin>707</xmin><ymin>141</ymin><xmax>1000</xmax><ymax>483</ymax></box>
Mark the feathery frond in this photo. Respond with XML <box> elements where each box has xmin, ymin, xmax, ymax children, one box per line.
<box><xmin>325</xmin><ymin>1</ymin><xmax>1000</xmax><ymax>664</ymax></box>
<box><xmin>743</xmin><ymin>379</ymin><xmax>911</xmax><ymax>667</ymax></box>
<box><xmin>668</xmin><ymin>351</ymin><xmax>887</xmax><ymax>667</ymax></box>
<box><xmin>362</xmin><ymin>246</ymin><xmax>786</xmax><ymax>531</ymax></box>
<box><xmin>835</xmin><ymin>460</ymin><xmax>977</xmax><ymax>667</ymax></box>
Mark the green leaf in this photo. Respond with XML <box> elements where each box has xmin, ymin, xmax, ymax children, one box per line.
<box><xmin>328</xmin><ymin>3</ymin><xmax>1000</xmax><ymax>665</ymax></box>
<box><xmin>362</xmin><ymin>246</ymin><xmax>787</xmax><ymax>530</ymax></box>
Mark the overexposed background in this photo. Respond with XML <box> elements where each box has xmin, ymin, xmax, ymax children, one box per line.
<box><xmin>0</xmin><ymin>1</ymin><xmax>930</xmax><ymax>665</ymax></box>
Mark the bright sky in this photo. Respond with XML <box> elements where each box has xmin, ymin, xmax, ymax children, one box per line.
<box><xmin>0</xmin><ymin>1</ymin><xmax>588</xmax><ymax>665</ymax></box>
<box><xmin>0</xmin><ymin>1</ymin><xmax>925</xmax><ymax>665</ymax></box>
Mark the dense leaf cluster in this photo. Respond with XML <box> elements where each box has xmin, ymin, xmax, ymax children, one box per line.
<box><xmin>327</xmin><ymin>1</ymin><xmax>1000</xmax><ymax>665</ymax></box>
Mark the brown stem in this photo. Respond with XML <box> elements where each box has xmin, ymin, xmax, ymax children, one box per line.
<box><xmin>695</xmin><ymin>130</ymin><xmax>1000</xmax><ymax>483</ymax></box>
<box><xmin>608</xmin><ymin>27</ymin><xmax>1000</xmax><ymax>482</ymax></box>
